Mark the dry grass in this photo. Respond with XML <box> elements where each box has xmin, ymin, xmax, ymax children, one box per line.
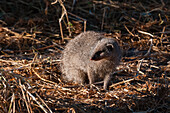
<box><xmin>0</xmin><ymin>0</ymin><xmax>169</xmax><ymax>113</ymax></box>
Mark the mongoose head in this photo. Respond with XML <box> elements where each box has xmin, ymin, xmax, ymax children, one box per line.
<box><xmin>90</xmin><ymin>38</ymin><xmax>120</xmax><ymax>61</ymax></box>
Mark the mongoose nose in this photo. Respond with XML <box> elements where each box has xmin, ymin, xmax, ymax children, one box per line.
<box><xmin>90</xmin><ymin>55</ymin><xmax>97</xmax><ymax>60</ymax></box>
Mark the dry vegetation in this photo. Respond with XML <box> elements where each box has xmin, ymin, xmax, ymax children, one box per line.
<box><xmin>0</xmin><ymin>0</ymin><xmax>169</xmax><ymax>113</ymax></box>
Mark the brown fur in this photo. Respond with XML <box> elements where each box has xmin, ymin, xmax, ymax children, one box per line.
<box><xmin>61</xmin><ymin>31</ymin><xmax>121</xmax><ymax>89</ymax></box>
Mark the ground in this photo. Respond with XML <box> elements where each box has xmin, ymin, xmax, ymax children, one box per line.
<box><xmin>0</xmin><ymin>0</ymin><xmax>169</xmax><ymax>113</ymax></box>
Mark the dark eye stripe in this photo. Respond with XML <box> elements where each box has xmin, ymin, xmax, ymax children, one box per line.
<box><xmin>96</xmin><ymin>50</ymin><xmax>104</xmax><ymax>55</ymax></box>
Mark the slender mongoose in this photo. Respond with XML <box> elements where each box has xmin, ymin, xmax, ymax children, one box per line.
<box><xmin>61</xmin><ymin>31</ymin><xmax>121</xmax><ymax>89</ymax></box>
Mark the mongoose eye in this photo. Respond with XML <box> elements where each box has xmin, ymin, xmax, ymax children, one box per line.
<box><xmin>106</xmin><ymin>44</ymin><xmax>114</xmax><ymax>51</ymax></box>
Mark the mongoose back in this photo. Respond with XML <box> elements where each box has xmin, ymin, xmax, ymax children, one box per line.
<box><xmin>61</xmin><ymin>31</ymin><xmax>121</xmax><ymax>89</ymax></box>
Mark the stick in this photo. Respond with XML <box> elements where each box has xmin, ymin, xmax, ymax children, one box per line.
<box><xmin>109</xmin><ymin>78</ymin><xmax>135</xmax><ymax>88</ymax></box>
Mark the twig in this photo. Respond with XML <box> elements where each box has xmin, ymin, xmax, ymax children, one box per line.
<box><xmin>51</xmin><ymin>0</ymin><xmax>58</xmax><ymax>5</ymax></box>
<box><xmin>109</xmin><ymin>78</ymin><xmax>135</xmax><ymax>88</ymax></box>
<box><xmin>93</xmin><ymin>1</ymin><xmax>119</xmax><ymax>8</ymax></box>
<box><xmin>32</xmin><ymin>68</ymin><xmax>57</xmax><ymax>85</ymax></box>
<box><xmin>22</xmin><ymin>85</ymin><xmax>48</xmax><ymax>113</ymax></box>
<box><xmin>0</xmin><ymin>20</ymin><xmax>7</xmax><ymax>25</ymax></box>
<box><xmin>8</xmin><ymin>93</ymin><xmax>15</xmax><ymax>113</ymax></box>
<box><xmin>68</xmin><ymin>12</ymin><xmax>87</xmax><ymax>32</ymax></box>
<box><xmin>59</xmin><ymin>12</ymin><xmax>65</xmax><ymax>41</ymax></box>
<box><xmin>138</xmin><ymin>30</ymin><xmax>155</xmax><ymax>37</ymax></box>
<box><xmin>124</xmin><ymin>24</ymin><xmax>134</xmax><ymax>36</ymax></box>
<box><xmin>19</xmin><ymin>80</ymin><xmax>31</xmax><ymax>113</ymax></box>
<box><xmin>53</xmin><ymin>0</ymin><xmax>71</xmax><ymax>40</ymax></box>
<box><xmin>137</xmin><ymin>39</ymin><xmax>153</xmax><ymax>75</ymax></box>
<box><xmin>35</xmin><ymin>93</ymin><xmax>53</xmax><ymax>113</ymax></box>
<box><xmin>160</xmin><ymin>26</ymin><xmax>166</xmax><ymax>47</ymax></box>
<box><xmin>2</xmin><ymin>27</ymin><xmax>42</xmax><ymax>43</ymax></box>
<box><xmin>101</xmin><ymin>7</ymin><xmax>107</xmax><ymax>30</ymax></box>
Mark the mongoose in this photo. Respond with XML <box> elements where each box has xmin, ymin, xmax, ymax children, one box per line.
<box><xmin>61</xmin><ymin>31</ymin><xmax>121</xmax><ymax>89</ymax></box>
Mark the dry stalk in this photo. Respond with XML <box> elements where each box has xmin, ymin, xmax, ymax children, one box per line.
<box><xmin>52</xmin><ymin>0</ymin><xmax>71</xmax><ymax>40</ymax></box>
<box><xmin>19</xmin><ymin>80</ymin><xmax>31</xmax><ymax>113</ymax></box>
<box><xmin>23</xmin><ymin>86</ymin><xmax>49</xmax><ymax>113</ymax></box>
<box><xmin>137</xmin><ymin>39</ymin><xmax>153</xmax><ymax>76</ymax></box>
<box><xmin>68</xmin><ymin>12</ymin><xmax>87</xmax><ymax>32</ymax></box>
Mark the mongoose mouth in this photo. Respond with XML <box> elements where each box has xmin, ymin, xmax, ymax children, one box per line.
<box><xmin>90</xmin><ymin>58</ymin><xmax>100</xmax><ymax>61</ymax></box>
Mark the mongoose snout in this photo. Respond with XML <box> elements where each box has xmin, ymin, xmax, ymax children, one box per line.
<box><xmin>61</xmin><ymin>31</ymin><xmax>121</xmax><ymax>90</ymax></box>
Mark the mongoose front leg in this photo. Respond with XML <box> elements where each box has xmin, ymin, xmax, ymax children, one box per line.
<box><xmin>103</xmin><ymin>74</ymin><xmax>111</xmax><ymax>90</ymax></box>
<box><xmin>87</xmin><ymin>68</ymin><xmax>95</xmax><ymax>88</ymax></box>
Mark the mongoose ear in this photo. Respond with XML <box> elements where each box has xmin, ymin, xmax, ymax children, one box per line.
<box><xmin>106</xmin><ymin>43</ymin><xmax>114</xmax><ymax>51</ymax></box>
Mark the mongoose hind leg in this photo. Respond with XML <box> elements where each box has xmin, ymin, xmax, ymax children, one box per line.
<box><xmin>69</xmin><ymin>69</ymin><xmax>87</xmax><ymax>84</ymax></box>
